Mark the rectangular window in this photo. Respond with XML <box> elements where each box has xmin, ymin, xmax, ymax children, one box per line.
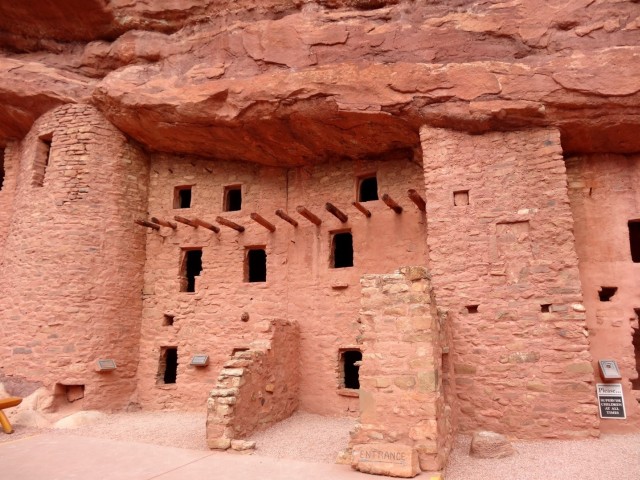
<box><xmin>358</xmin><ymin>174</ymin><xmax>378</xmax><ymax>202</ymax></box>
<box><xmin>0</xmin><ymin>147</ymin><xmax>5</xmax><ymax>191</ymax></box>
<box><xmin>173</xmin><ymin>186</ymin><xmax>192</xmax><ymax>209</ymax></box>
<box><xmin>158</xmin><ymin>347</ymin><xmax>178</xmax><ymax>384</ymax></box>
<box><xmin>224</xmin><ymin>185</ymin><xmax>242</xmax><ymax>211</ymax></box>
<box><xmin>245</xmin><ymin>247</ymin><xmax>267</xmax><ymax>283</ymax></box>
<box><xmin>331</xmin><ymin>231</ymin><xmax>353</xmax><ymax>268</ymax></box>
<box><xmin>33</xmin><ymin>134</ymin><xmax>53</xmax><ymax>187</ymax></box>
<box><xmin>629</xmin><ymin>220</ymin><xmax>640</xmax><ymax>263</ymax></box>
<box><xmin>181</xmin><ymin>249</ymin><xmax>202</xmax><ymax>292</ymax></box>
<box><xmin>340</xmin><ymin>349</ymin><xmax>362</xmax><ymax>390</ymax></box>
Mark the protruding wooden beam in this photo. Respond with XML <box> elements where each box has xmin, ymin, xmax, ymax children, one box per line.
<box><xmin>381</xmin><ymin>194</ymin><xmax>403</xmax><ymax>214</ymax></box>
<box><xmin>296</xmin><ymin>206</ymin><xmax>322</xmax><ymax>226</ymax></box>
<box><xmin>275</xmin><ymin>209</ymin><xmax>298</xmax><ymax>227</ymax></box>
<box><xmin>352</xmin><ymin>202</ymin><xmax>372</xmax><ymax>218</ymax></box>
<box><xmin>151</xmin><ymin>217</ymin><xmax>177</xmax><ymax>229</ymax></box>
<box><xmin>135</xmin><ymin>219</ymin><xmax>160</xmax><ymax>230</ymax></box>
<box><xmin>194</xmin><ymin>218</ymin><xmax>220</xmax><ymax>233</ymax></box>
<box><xmin>250</xmin><ymin>213</ymin><xmax>276</xmax><ymax>232</ymax></box>
<box><xmin>216</xmin><ymin>216</ymin><xmax>245</xmax><ymax>233</ymax></box>
<box><xmin>174</xmin><ymin>215</ymin><xmax>198</xmax><ymax>228</ymax></box>
<box><xmin>325</xmin><ymin>203</ymin><xmax>348</xmax><ymax>223</ymax></box>
<box><xmin>407</xmin><ymin>189</ymin><xmax>426</xmax><ymax>212</ymax></box>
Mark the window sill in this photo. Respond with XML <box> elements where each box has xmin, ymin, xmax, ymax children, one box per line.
<box><xmin>155</xmin><ymin>384</ymin><xmax>177</xmax><ymax>390</ymax></box>
<box><xmin>337</xmin><ymin>388</ymin><xmax>359</xmax><ymax>398</ymax></box>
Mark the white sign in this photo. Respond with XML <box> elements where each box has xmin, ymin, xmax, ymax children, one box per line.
<box><xmin>596</xmin><ymin>383</ymin><xmax>626</xmax><ymax>419</ymax></box>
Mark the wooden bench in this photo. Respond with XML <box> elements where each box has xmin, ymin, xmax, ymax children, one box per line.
<box><xmin>0</xmin><ymin>397</ymin><xmax>22</xmax><ymax>434</ymax></box>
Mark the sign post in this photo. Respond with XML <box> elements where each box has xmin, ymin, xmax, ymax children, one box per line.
<box><xmin>596</xmin><ymin>383</ymin><xmax>626</xmax><ymax>419</ymax></box>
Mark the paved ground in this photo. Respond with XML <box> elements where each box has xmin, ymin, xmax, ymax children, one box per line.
<box><xmin>0</xmin><ymin>433</ymin><xmax>373</xmax><ymax>480</ymax></box>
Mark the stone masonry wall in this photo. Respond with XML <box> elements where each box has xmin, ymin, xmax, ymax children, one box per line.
<box><xmin>137</xmin><ymin>151</ymin><xmax>428</xmax><ymax>414</ymax></box>
<box><xmin>350</xmin><ymin>267</ymin><xmax>454</xmax><ymax>476</ymax></box>
<box><xmin>0</xmin><ymin>104</ymin><xmax>149</xmax><ymax>410</ymax></box>
<box><xmin>421</xmin><ymin>126</ymin><xmax>598</xmax><ymax>439</ymax></box>
<box><xmin>566</xmin><ymin>153</ymin><xmax>640</xmax><ymax>432</ymax></box>
<box><xmin>206</xmin><ymin>318</ymin><xmax>299</xmax><ymax>450</ymax></box>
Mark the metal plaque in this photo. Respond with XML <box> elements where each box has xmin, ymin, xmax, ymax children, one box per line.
<box><xmin>596</xmin><ymin>383</ymin><xmax>626</xmax><ymax>419</ymax></box>
<box><xmin>190</xmin><ymin>354</ymin><xmax>209</xmax><ymax>366</ymax></box>
<box><xmin>97</xmin><ymin>359</ymin><xmax>117</xmax><ymax>371</ymax></box>
<box><xmin>598</xmin><ymin>359</ymin><xmax>622</xmax><ymax>380</ymax></box>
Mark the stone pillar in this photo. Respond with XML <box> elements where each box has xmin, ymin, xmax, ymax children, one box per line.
<box><xmin>420</xmin><ymin>126</ymin><xmax>598</xmax><ymax>439</ymax></box>
<box><xmin>0</xmin><ymin>104</ymin><xmax>149</xmax><ymax>410</ymax></box>
<box><xmin>350</xmin><ymin>267</ymin><xmax>453</xmax><ymax>478</ymax></box>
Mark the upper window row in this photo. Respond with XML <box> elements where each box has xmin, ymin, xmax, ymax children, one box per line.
<box><xmin>173</xmin><ymin>175</ymin><xmax>379</xmax><ymax>210</ymax></box>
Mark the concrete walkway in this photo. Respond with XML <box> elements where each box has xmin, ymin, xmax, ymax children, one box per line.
<box><xmin>0</xmin><ymin>433</ymin><xmax>378</xmax><ymax>480</ymax></box>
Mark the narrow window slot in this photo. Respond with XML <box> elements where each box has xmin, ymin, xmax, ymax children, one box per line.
<box><xmin>181</xmin><ymin>249</ymin><xmax>203</xmax><ymax>292</ymax></box>
<box><xmin>332</xmin><ymin>232</ymin><xmax>353</xmax><ymax>268</ymax></box>
<box><xmin>246</xmin><ymin>248</ymin><xmax>267</xmax><ymax>283</ymax></box>
<box><xmin>224</xmin><ymin>185</ymin><xmax>242</xmax><ymax>212</ymax></box>
<box><xmin>358</xmin><ymin>175</ymin><xmax>378</xmax><ymax>202</ymax></box>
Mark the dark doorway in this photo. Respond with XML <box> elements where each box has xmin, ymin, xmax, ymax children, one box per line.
<box><xmin>342</xmin><ymin>350</ymin><xmax>362</xmax><ymax>389</ymax></box>
<box><xmin>358</xmin><ymin>176</ymin><xmax>378</xmax><ymax>202</ymax></box>
<box><xmin>224</xmin><ymin>186</ymin><xmax>242</xmax><ymax>211</ymax></box>
<box><xmin>246</xmin><ymin>248</ymin><xmax>267</xmax><ymax>282</ymax></box>
<box><xmin>629</xmin><ymin>221</ymin><xmax>640</xmax><ymax>263</ymax></box>
<box><xmin>160</xmin><ymin>347</ymin><xmax>178</xmax><ymax>384</ymax></box>
<box><xmin>174</xmin><ymin>187</ymin><xmax>192</xmax><ymax>209</ymax></box>
<box><xmin>182</xmin><ymin>249</ymin><xmax>202</xmax><ymax>292</ymax></box>
<box><xmin>332</xmin><ymin>232</ymin><xmax>353</xmax><ymax>268</ymax></box>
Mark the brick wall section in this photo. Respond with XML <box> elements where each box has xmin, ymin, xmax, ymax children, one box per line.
<box><xmin>0</xmin><ymin>104</ymin><xmax>149</xmax><ymax>410</ymax></box>
<box><xmin>206</xmin><ymin>318</ymin><xmax>299</xmax><ymax>449</ymax></box>
<box><xmin>0</xmin><ymin>141</ymin><xmax>18</xmax><ymax>252</ymax></box>
<box><xmin>350</xmin><ymin>267</ymin><xmax>453</xmax><ymax>473</ymax></box>
<box><xmin>420</xmin><ymin>126</ymin><xmax>598</xmax><ymax>439</ymax></box>
<box><xmin>137</xmin><ymin>152</ymin><xmax>427</xmax><ymax>413</ymax></box>
<box><xmin>566</xmin><ymin>153</ymin><xmax>640</xmax><ymax>432</ymax></box>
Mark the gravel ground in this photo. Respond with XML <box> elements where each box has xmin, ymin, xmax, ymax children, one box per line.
<box><xmin>3</xmin><ymin>410</ymin><xmax>640</xmax><ymax>480</ymax></box>
<box><xmin>445</xmin><ymin>433</ymin><xmax>640</xmax><ymax>480</ymax></box>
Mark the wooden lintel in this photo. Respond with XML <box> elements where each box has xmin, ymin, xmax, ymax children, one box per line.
<box><xmin>275</xmin><ymin>209</ymin><xmax>298</xmax><ymax>227</ymax></box>
<box><xmin>325</xmin><ymin>203</ymin><xmax>348</xmax><ymax>223</ymax></box>
<box><xmin>216</xmin><ymin>216</ymin><xmax>245</xmax><ymax>233</ymax></box>
<box><xmin>135</xmin><ymin>219</ymin><xmax>161</xmax><ymax>231</ymax></box>
<box><xmin>296</xmin><ymin>206</ymin><xmax>322</xmax><ymax>226</ymax></box>
<box><xmin>407</xmin><ymin>189</ymin><xmax>426</xmax><ymax>212</ymax></box>
<box><xmin>381</xmin><ymin>194</ymin><xmax>403</xmax><ymax>214</ymax></box>
<box><xmin>352</xmin><ymin>202</ymin><xmax>372</xmax><ymax>218</ymax></box>
<box><xmin>194</xmin><ymin>218</ymin><xmax>220</xmax><ymax>233</ymax></box>
<box><xmin>250</xmin><ymin>213</ymin><xmax>276</xmax><ymax>232</ymax></box>
<box><xmin>174</xmin><ymin>215</ymin><xmax>198</xmax><ymax>228</ymax></box>
<box><xmin>151</xmin><ymin>217</ymin><xmax>177</xmax><ymax>229</ymax></box>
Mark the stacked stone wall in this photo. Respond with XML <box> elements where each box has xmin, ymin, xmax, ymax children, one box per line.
<box><xmin>206</xmin><ymin>318</ymin><xmax>299</xmax><ymax>449</ymax></box>
<box><xmin>0</xmin><ymin>104</ymin><xmax>149</xmax><ymax>410</ymax></box>
<box><xmin>421</xmin><ymin>126</ymin><xmax>598</xmax><ymax>438</ymax></box>
<box><xmin>137</xmin><ymin>151</ymin><xmax>428</xmax><ymax>414</ymax></box>
<box><xmin>350</xmin><ymin>267</ymin><xmax>454</xmax><ymax>477</ymax></box>
<box><xmin>566</xmin><ymin>153</ymin><xmax>640</xmax><ymax>431</ymax></box>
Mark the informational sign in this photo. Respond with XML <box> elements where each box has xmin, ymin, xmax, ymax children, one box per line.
<box><xmin>598</xmin><ymin>359</ymin><xmax>622</xmax><ymax>380</ymax></box>
<box><xmin>190</xmin><ymin>354</ymin><xmax>209</xmax><ymax>366</ymax></box>
<box><xmin>96</xmin><ymin>359</ymin><xmax>117</xmax><ymax>371</ymax></box>
<box><xmin>596</xmin><ymin>383</ymin><xmax>626</xmax><ymax>419</ymax></box>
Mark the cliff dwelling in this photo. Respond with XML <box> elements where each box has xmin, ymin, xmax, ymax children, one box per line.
<box><xmin>0</xmin><ymin>0</ymin><xmax>639</xmax><ymax>478</ymax></box>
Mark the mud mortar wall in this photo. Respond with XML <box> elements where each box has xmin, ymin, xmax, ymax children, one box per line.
<box><xmin>0</xmin><ymin>104</ymin><xmax>149</xmax><ymax>410</ymax></box>
<box><xmin>421</xmin><ymin>126</ymin><xmax>598</xmax><ymax>439</ymax></box>
<box><xmin>137</xmin><ymin>152</ymin><xmax>428</xmax><ymax>413</ymax></box>
<box><xmin>566</xmin><ymin>153</ymin><xmax>640</xmax><ymax>432</ymax></box>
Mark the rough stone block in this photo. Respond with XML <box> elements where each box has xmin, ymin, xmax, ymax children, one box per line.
<box><xmin>352</xmin><ymin>443</ymin><xmax>420</xmax><ymax>478</ymax></box>
<box><xmin>470</xmin><ymin>431</ymin><xmax>515</xmax><ymax>458</ymax></box>
<box><xmin>207</xmin><ymin>437</ymin><xmax>231</xmax><ymax>450</ymax></box>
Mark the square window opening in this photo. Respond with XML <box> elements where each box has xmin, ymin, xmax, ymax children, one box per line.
<box><xmin>453</xmin><ymin>190</ymin><xmax>469</xmax><ymax>206</ymax></box>
<box><xmin>158</xmin><ymin>347</ymin><xmax>178</xmax><ymax>384</ymax></box>
<box><xmin>163</xmin><ymin>314</ymin><xmax>175</xmax><ymax>326</ymax></box>
<box><xmin>358</xmin><ymin>175</ymin><xmax>378</xmax><ymax>202</ymax></box>
<box><xmin>598</xmin><ymin>286</ymin><xmax>617</xmax><ymax>302</ymax></box>
<box><xmin>340</xmin><ymin>349</ymin><xmax>362</xmax><ymax>390</ymax></box>
<box><xmin>541</xmin><ymin>304</ymin><xmax>551</xmax><ymax>313</ymax></box>
<box><xmin>246</xmin><ymin>248</ymin><xmax>267</xmax><ymax>283</ymax></box>
<box><xmin>224</xmin><ymin>185</ymin><xmax>242</xmax><ymax>212</ymax></box>
<box><xmin>173</xmin><ymin>186</ymin><xmax>192</xmax><ymax>209</ymax></box>
<box><xmin>332</xmin><ymin>231</ymin><xmax>353</xmax><ymax>268</ymax></box>
<box><xmin>629</xmin><ymin>220</ymin><xmax>640</xmax><ymax>263</ymax></box>
<box><xmin>181</xmin><ymin>249</ymin><xmax>202</xmax><ymax>292</ymax></box>
<box><xmin>466</xmin><ymin>305</ymin><xmax>479</xmax><ymax>314</ymax></box>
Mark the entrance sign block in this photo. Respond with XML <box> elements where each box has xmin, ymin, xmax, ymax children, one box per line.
<box><xmin>596</xmin><ymin>383</ymin><xmax>626</xmax><ymax>419</ymax></box>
